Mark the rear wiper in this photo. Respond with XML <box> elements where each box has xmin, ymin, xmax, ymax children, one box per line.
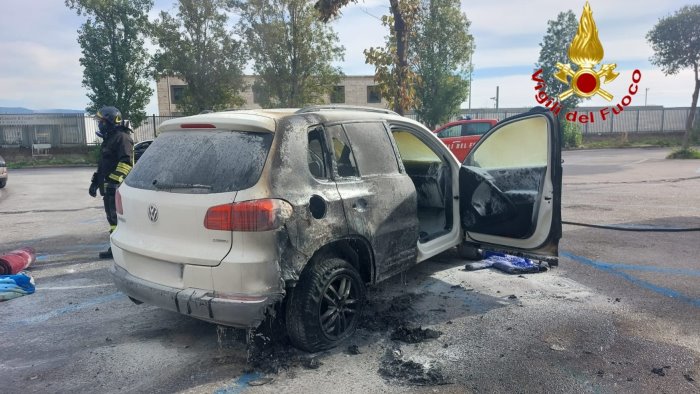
<box><xmin>152</xmin><ymin>180</ymin><xmax>212</xmax><ymax>190</ymax></box>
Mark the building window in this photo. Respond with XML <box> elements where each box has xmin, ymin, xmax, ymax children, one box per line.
<box><xmin>367</xmin><ymin>85</ymin><xmax>381</xmax><ymax>104</ymax></box>
<box><xmin>171</xmin><ymin>85</ymin><xmax>186</xmax><ymax>104</ymax></box>
<box><xmin>331</xmin><ymin>86</ymin><xmax>345</xmax><ymax>104</ymax></box>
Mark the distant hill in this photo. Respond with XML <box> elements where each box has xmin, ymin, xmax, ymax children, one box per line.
<box><xmin>0</xmin><ymin>107</ymin><xmax>34</xmax><ymax>114</ymax></box>
<box><xmin>0</xmin><ymin>107</ymin><xmax>85</xmax><ymax>114</ymax></box>
<box><xmin>36</xmin><ymin>109</ymin><xmax>86</xmax><ymax>114</ymax></box>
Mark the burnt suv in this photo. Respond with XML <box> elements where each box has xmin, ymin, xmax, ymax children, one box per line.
<box><xmin>0</xmin><ymin>154</ymin><xmax>7</xmax><ymax>188</ymax></box>
<box><xmin>110</xmin><ymin>105</ymin><xmax>562</xmax><ymax>352</ymax></box>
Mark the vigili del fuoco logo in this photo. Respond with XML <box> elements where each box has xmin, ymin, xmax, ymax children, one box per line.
<box><xmin>532</xmin><ymin>2</ymin><xmax>642</xmax><ymax>124</ymax></box>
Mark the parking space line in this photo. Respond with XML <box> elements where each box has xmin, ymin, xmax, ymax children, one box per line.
<box><xmin>562</xmin><ymin>252</ymin><xmax>700</xmax><ymax>308</ymax></box>
<box><xmin>18</xmin><ymin>292</ymin><xmax>124</xmax><ymax>325</ymax></box>
<box><xmin>213</xmin><ymin>372</ymin><xmax>264</xmax><ymax>394</ymax></box>
<box><xmin>36</xmin><ymin>284</ymin><xmax>113</xmax><ymax>290</ymax></box>
<box><xmin>560</xmin><ymin>253</ymin><xmax>700</xmax><ymax>277</ymax></box>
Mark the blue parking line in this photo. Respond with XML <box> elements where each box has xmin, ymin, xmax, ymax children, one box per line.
<box><xmin>35</xmin><ymin>243</ymin><xmax>111</xmax><ymax>262</ymax></box>
<box><xmin>36</xmin><ymin>253</ymin><xmax>67</xmax><ymax>262</ymax></box>
<box><xmin>18</xmin><ymin>292</ymin><xmax>124</xmax><ymax>325</ymax></box>
<box><xmin>213</xmin><ymin>372</ymin><xmax>263</xmax><ymax>394</ymax></box>
<box><xmin>559</xmin><ymin>252</ymin><xmax>700</xmax><ymax>277</ymax></box>
<box><xmin>561</xmin><ymin>251</ymin><xmax>700</xmax><ymax>308</ymax></box>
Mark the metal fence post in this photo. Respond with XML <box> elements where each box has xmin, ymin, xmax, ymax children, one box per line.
<box><xmin>610</xmin><ymin>112</ymin><xmax>614</xmax><ymax>133</ymax></box>
<box><xmin>635</xmin><ymin>109</ymin><xmax>640</xmax><ymax>133</ymax></box>
<box><xmin>660</xmin><ymin>109</ymin><xmax>665</xmax><ymax>132</ymax></box>
<box><xmin>152</xmin><ymin>114</ymin><xmax>157</xmax><ymax>139</ymax></box>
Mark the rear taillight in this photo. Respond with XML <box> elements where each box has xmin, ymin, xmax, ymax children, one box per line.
<box><xmin>204</xmin><ymin>199</ymin><xmax>292</xmax><ymax>231</ymax></box>
<box><xmin>115</xmin><ymin>189</ymin><xmax>123</xmax><ymax>215</ymax></box>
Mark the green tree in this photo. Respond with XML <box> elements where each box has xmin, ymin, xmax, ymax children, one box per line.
<box><xmin>413</xmin><ymin>0</ymin><xmax>473</xmax><ymax>129</ymax></box>
<box><xmin>151</xmin><ymin>0</ymin><xmax>247</xmax><ymax>115</ymax></box>
<box><xmin>316</xmin><ymin>0</ymin><xmax>420</xmax><ymax>115</ymax></box>
<box><xmin>66</xmin><ymin>0</ymin><xmax>153</xmax><ymax>127</ymax></box>
<box><xmin>535</xmin><ymin>10</ymin><xmax>580</xmax><ymax>114</ymax></box>
<box><xmin>233</xmin><ymin>0</ymin><xmax>345</xmax><ymax>108</ymax></box>
<box><xmin>647</xmin><ymin>5</ymin><xmax>700</xmax><ymax>151</ymax></box>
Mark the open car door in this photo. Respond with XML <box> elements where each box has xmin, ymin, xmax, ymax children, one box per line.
<box><xmin>458</xmin><ymin>107</ymin><xmax>562</xmax><ymax>263</ymax></box>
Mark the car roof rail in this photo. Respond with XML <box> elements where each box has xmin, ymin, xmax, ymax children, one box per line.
<box><xmin>295</xmin><ymin>105</ymin><xmax>399</xmax><ymax>116</ymax></box>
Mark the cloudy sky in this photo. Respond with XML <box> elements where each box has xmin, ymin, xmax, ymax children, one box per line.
<box><xmin>0</xmin><ymin>0</ymin><xmax>694</xmax><ymax>114</ymax></box>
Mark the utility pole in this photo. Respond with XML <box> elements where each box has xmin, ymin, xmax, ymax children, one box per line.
<box><xmin>491</xmin><ymin>86</ymin><xmax>499</xmax><ymax>109</ymax></box>
<box><xmin>645</xmin><ymin>88</ymin><xmax>650</xmax><ymax>106</ymax></box>
<box><xmin>496</xmin><ymin>86</ymin><xmax>499</xmax><ymax>110</ymax></box>
<box><xmin>468</xmin><ymin>61</ymin><xmax>472</xmax><ymax>110</ymax></box>
<box><xmin>468</xmin><ymin>43</ymin><xmax>473</xmax><ymax>110</ymax></box>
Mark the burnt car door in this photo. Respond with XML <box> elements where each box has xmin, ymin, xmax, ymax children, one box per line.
<box><xmin>458</xmin><ymin>107</ymin><xmax>562</xmax><ymax>260</ymax></box>
<box><xmin>326</xmin><ymin>122</ymin><xmax>419</xmax><ymax>282</ymax></box>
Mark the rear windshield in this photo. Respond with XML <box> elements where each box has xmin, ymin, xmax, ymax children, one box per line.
<box><xmin>126</xmin><ymin>130</ymin><xmax>273</xmax><ymax>193</ymax></box>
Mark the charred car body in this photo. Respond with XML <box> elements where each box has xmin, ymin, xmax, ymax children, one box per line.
<box><xmin>0</xmin><ymin>154</ymin><xmax>7</xmax><ymax>188</ymax></box>
<box><xmin>110</xmin><ymin>105</ymin><xmax>562</xmax><ymax>352</ymax></box>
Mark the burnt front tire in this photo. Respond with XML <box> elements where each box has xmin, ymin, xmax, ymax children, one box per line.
<box><xmin>286</xmin><ymin>257</ymin><xmax>365</xmax><ymax>352</ymax></box>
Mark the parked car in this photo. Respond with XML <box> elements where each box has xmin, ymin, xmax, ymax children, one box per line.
<box><xmin>110</xmin><ymin>105</ymin><xmax>562</xmax><ymax>352</ymax></box>
<box><xmin>133</xmin><ymin>139</ymin><xmax>153</xmax><ymax>163</ymax></box>
<box><xmin>434</xmin><ymin>118</ymin><xmax>498</xmax><ymax>162</ymax></box>
<box><xmin>0</xmin><ymin>155</ymin><xmax>7</xmax><ymax>188</ymax></box>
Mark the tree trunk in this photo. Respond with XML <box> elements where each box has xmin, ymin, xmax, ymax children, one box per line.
<box><xmin>390</xmin><ymin>0</ymin><xmax>406</xmax><ymax>116</ymax></box>
<box><xmin>684</xmin><ymin>62</ymin><xmax>699</xmax><ymax>151</ymax></box>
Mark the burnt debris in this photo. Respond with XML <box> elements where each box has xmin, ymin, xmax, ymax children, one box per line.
<box><xmin>378</xmin><ymin>349</ymin><xmax>450</xmax><ymax>386</ymax></box>
<box><xmin>390</xmin><ymin>326</ymin><xmax>442</xmax><ymax>344</ymax></box>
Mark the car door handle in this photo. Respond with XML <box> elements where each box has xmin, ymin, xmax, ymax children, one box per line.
<box><xmin>352</xmin><ymin>198</ymin><xmax>368</xmax><ymax>211</ymax></box>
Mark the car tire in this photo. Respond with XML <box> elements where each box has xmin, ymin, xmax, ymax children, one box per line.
<box><xmin>0</xmin><ymin>180</ymin><xmax>5</xmax><ymax>188</ymax></box>
<box><xmin>286</xmin><ymin>257</ymin><xmax>365</xmax><ymax>352</ymax></box>
<box><xmin>457</xmin><ymin>243</ymin><xmax>483</xmax><ymax>260</ymax></box>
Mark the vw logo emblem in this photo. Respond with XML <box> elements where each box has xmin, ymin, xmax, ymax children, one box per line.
<box><xmin>148</xmin><ymin>204</ymin><xmax>159</xmax><ymax>223</ymax></box>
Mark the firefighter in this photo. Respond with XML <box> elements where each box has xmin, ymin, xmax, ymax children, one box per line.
<box><xmin>89</xmin><ymin>106</ymin><xmax>134</xmax><ymax>259</ymax></box>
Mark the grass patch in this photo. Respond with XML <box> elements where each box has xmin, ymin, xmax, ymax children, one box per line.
<box><xmin>7</xmin><ymin>155</ymin><xmax>96</xmax><ymax>169</ymax></box>
<box><xmin>666</xmin><ymin>148</ymin><xmax>700</xmax><ymax>159</ymax></box>
<box><xmin>582</xmin><ymin>138</ymin><xmax>679</xmax><ymax>149</ymax></box>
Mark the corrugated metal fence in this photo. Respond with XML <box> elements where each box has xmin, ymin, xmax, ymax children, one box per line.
<box><xmin>0</xmin><ymin>114</ymin><xmax>178</xmax><ymax>148</ymax></box>
<box><xmin>1</xmin><ymin>107</ymin><xmax>697</xmax><ymax>148</ymax></box>
<box><xmin>410</xmin><ymin>106</ymin><xmax>698</xmax><ymax>134</ymax></box>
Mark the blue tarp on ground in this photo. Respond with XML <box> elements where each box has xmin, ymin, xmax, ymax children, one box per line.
<box><xmin>0</xmin><ymin>272</ymin><xmax>35</xmax><ymax>301</ymax></box>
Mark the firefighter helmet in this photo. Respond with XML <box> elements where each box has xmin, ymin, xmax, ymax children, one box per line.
<box><xmin>95</xmin><ymin>106</ymin><xmax>122</xmax><ymax>138</ymax></box>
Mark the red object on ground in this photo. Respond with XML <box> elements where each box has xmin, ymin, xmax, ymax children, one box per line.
<box><xmin>0</xmin><ymin>247</ymin><xmax>36</xmax><ymax>275</ymax></box>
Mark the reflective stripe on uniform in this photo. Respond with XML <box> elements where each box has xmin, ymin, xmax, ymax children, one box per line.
<box><xmin>116</xmin><ymin>162</ymin><xmax>132</xmax><ymax>175</ymax></box>
<box><xmin>108</xmin><ymin>161</ymin><xmax>132</xmax><ymax>184</ymax></box>
<box><xmin>109</xmin><ymin>224</ymin><xmax>117</xmax><ymax>233</ymax></box>
<box><xmin>108</xmin><ymin>173</ymin><xmax>124</xmax><ymax>183</ymax></box>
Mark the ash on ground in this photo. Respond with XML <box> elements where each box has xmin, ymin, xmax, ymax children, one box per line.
<box><xmin>378</xmin><ymin>349</ymin><xmax>450</xmax><ymax>386</ymax></box>
<box><xmin>244</xmin><ymin>320</ymin><xmax>299</xmax><ymax>375</ymax></box>
<box><xmin>360</xmin><ymin>292</ymin><xmax>426</xmax><ymax>331</ymax></box>
<box><xmin>390</xmin><ymin>326</ymin><xmax>442</xmax><ymax>344</ymax></box>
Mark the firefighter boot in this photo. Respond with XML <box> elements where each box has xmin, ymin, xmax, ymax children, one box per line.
<box><xmin>99</xmin><ymin>247</ymin><xmax>113</xmax><ymax>259</ymax></box>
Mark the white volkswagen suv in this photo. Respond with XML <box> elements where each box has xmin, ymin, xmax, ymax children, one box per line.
<box><xmin>110</xmin><ymin>105</ymin><xmax>562</xmax><ymax>352</ymax></box>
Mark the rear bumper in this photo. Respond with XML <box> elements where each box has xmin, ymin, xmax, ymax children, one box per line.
<box><xmin>110</xmin><ymin>263</ymin><xmax>282</xmax><ymax>328</ymax></box>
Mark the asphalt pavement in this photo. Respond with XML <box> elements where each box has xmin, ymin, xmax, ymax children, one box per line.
<box><xmin>0</xmin><ymin>148</ymin><xmax>698</xmax><ymax>393</ymax></box>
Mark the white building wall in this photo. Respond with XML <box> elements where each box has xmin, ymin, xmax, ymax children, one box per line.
<box><xmin>156</xmin><ymin>75</ymin><xmax>388</xmax><ymax>116</ymax></box>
